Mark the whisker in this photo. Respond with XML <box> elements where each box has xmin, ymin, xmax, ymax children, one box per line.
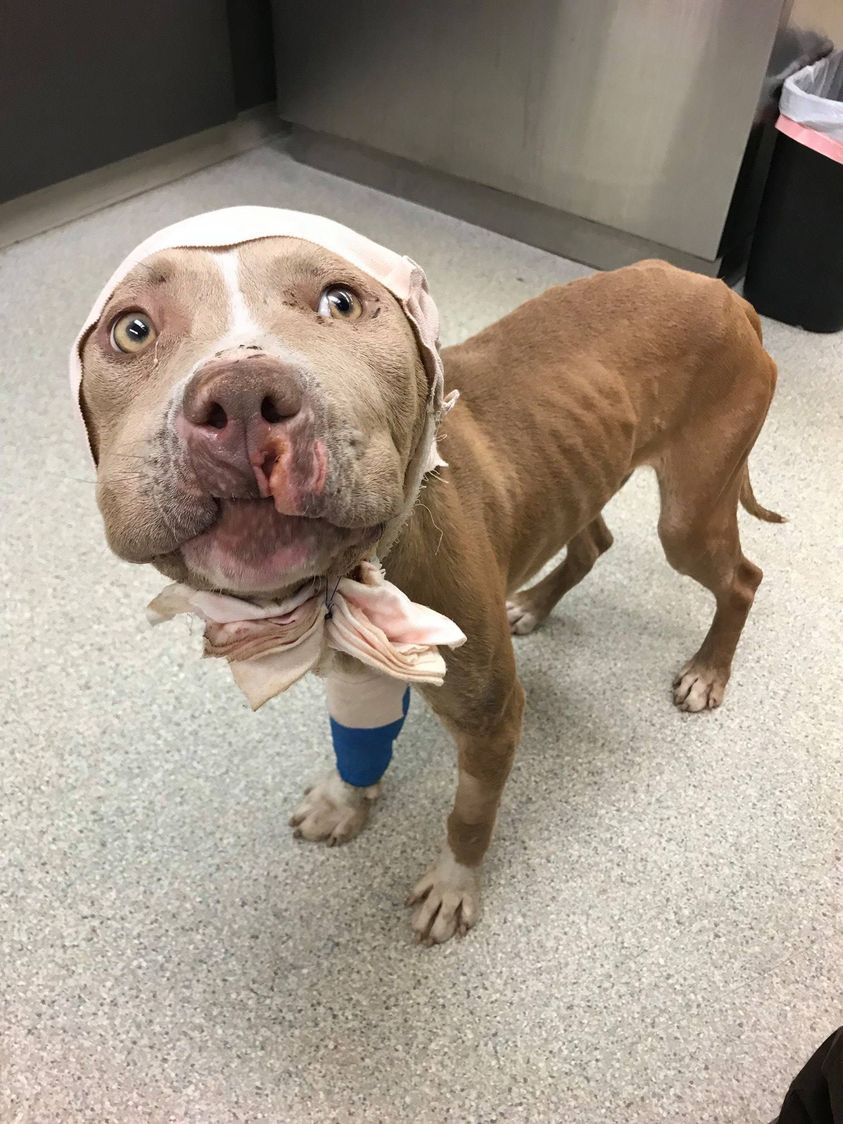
<box><xmin>416</xmin><ymin>500</ymin><xmax>445</xmax><ymax>555</ymax></box>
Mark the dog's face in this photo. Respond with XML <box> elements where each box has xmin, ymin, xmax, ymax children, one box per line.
<box><xmin>78</xmin><ymin>238</ymin><xmax>429</xmax><ymax>597</ymax></box>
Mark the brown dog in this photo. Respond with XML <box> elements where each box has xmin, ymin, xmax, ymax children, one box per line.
<box><xmin>77</xmin><ymin>239</ymin><xmax>781</xmax><ymax>944</ymax></box>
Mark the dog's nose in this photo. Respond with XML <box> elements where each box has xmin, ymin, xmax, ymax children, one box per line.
<box><xmin>183</xmin><ymin>354</ymin><xmax>303</xmax><ymax>432</ymax></box>
<box><xmin>180</xmin><ymin>353</ymin><xmax>305</xmax><ymax>498</ymax></box>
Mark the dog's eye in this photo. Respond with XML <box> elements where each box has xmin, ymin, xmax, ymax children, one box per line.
<box><xmin>110</xmin><ymin>311</ymin><xmax>157</xmax><ymax>354</ymax></box>
<box><xmin>317</xmin><ymin>285</ymin><xmax>363</xmax><ymax>321</ymax></box>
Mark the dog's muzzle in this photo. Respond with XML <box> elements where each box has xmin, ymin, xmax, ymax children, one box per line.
<box><xmin>176</xmin><ymin>348</ymin><xmax>326</xmax><ymax>516</ymax></box>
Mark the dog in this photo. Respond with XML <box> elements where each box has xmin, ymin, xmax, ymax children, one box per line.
<box><xmin>72</xmin><ymin>208</ymin><xmax>782</xmax><ymax>944</ymax></box>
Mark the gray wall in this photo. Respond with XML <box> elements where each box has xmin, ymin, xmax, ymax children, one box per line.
<box><xmin>0</xmin><ymin>2</ymin><xmax>237</xmax><ymax>203</ymax></box>
<box><xmin>228</xmin><ymin>0</ymin><xmax>277</xmax><ymax>112</ymax></box>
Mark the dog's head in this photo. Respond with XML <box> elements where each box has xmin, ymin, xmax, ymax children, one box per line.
<box><xmin>71</xmin><ymin>208</ymin><xmax>446</xmax><ymax>598</ymax></box>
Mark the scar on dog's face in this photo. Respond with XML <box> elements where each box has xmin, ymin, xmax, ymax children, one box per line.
<box><xmin>78</xmin><ymin>238</ymin><xmax>429</xmax><ymax>597</ymax></box>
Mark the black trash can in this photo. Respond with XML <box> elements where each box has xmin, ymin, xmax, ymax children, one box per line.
<box><xmin>744</xmin><ymin>52</ymin><xmax>843</xmax><ymax>333</ymax></box>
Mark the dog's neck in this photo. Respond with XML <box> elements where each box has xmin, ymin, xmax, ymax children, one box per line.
<box><xmin>377</xmin><ymin>390</ymin><xmax>456</xmax><ymax>562</ymax></box>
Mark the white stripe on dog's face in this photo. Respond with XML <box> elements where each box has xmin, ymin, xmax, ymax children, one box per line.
<box><xmin>170</xmin><ymin>249</ymin><xmax>306</xmax><ymax>414</ymax></box>
<box><xmin>215</xmin><ymin>249</ymin><xmax>266</xmax><ymax>348</ymax></box>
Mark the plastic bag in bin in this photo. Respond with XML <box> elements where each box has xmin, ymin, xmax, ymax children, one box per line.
<box><xmin>777</xmin><ymin>49</ymin><xmax>843</xmax><ymax>164</ymax></box>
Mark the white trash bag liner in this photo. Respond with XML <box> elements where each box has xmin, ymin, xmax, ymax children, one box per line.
<box><xmin>777</xmin><ymin>48</ymin><xmax>843</xmax><ymax>164</ymax></box>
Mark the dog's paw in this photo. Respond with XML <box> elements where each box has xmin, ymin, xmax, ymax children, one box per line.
<box><xmin>406</xmin><ymin>848</ymin><xmax>481</xmax><ymax>945</ymax></box>
<box><xmin>506</xmin><ymin>596</ymin><xmax>542</xmax><ymax>636</ymax></box>
<box><xmin>289</xmin><ymin>769</ymin><xmax>380</xmax><ymax>846</ymax></box>
<box><xmin>673</xmin><ymin>661</ymin><xmax>728</xmax><ymax>712</ymax></box>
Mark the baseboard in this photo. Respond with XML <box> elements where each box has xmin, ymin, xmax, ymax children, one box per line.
<box><xmin>0</xmin><ymin>105</ymin><xmax>286</xmax><ymax>250</ymax></box>
<box><xmin>285</xmin><ymin>124</ymin><xmax>722</xmax><ymax>277</ymax></box>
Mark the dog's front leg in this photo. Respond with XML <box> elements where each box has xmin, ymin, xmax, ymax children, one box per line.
<box><xmin>409</xmin><ymin>652</ymin><xmax>524</xmax><ymax>945</ymax></box>
<box><xmin>290</xmin><ymin>661</ymin><xmax>409</xmax><ymax>845</ymax></box>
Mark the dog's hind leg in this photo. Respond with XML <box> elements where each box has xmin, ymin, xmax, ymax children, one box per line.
<box><xmin>506</xmin><ymin>515</ymin><xmax>614</xmax><ymax>635</ymax></box>
<box><xmin>657</xmin><ymin>457</ymin><xmax>763</xmax><ymax>712</ymax></box>
<box><xmin>655</xmin><ymin>296</ymin><xmax>779</xmax><ymax>711</ymax></box>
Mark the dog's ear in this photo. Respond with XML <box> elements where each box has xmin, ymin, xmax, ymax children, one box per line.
<box><xmin>74</xmin><ymin>323</ymin><xmax>101</xmax><ymax>465</ymax></box>
<box><xmin>78</xmin><ymin>385</ymin><xmax>100</xmax><ymax>465</ymax></box>
<box><xmin>401</xmin><ymin>262</ymin><xmax>445</xmax><ymax>416</ymax></box>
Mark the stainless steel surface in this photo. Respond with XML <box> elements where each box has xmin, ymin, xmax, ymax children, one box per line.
<box><xmin>275</xmin><ymin>0</ymin><xmax>787</xmax><ymax>262</ymax></box>
<box><xmin>285</xmin><ymin>127</ymin><xmax>723</xmax><ymax>276</ymax></box>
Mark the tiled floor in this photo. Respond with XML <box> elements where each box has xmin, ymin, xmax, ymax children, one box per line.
<box><xmin>1</xmin><ymin>138</ymin><xmax>841</xmax><ymax>1123</ymax></box>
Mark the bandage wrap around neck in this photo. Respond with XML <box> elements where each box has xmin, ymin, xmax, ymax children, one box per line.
<box><xmin>70</xmin><ymin>206</ymin><xmax>464</xmax><ymax>706</ymax></box>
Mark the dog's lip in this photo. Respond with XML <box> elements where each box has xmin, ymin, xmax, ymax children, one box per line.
<box><xmin>178</xmin><ymin>498</ymin><xmax>383</xmax><ymax>577</ymax></box>
<box><xmin>201</xmin><ymin>496</ymin><xmax>384</xmax><ymax>535</ymax></box>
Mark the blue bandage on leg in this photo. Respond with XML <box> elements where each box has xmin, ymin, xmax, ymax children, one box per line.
<box><xmin>330</xmin><ymin>687</ymin><xmax>410</xmax><ymax>787</ymax></box>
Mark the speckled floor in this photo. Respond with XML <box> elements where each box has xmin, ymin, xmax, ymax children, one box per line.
<box><xmin>1</xmin><ymin>139</ymin><xmax>841</xmax><ymax>1124</ymax></box>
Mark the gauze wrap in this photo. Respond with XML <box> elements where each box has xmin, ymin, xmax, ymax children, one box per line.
<box><xmin>69</xmin><ymin>207</ymin><xmax>464</xmax><ymax>709</ymax></box>
<box><xmin>147</xmin><ymin>561</ymin><xmax>465</xmax><ymax>711</ymax></box>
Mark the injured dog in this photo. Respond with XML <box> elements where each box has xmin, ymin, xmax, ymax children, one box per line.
<box><xmin>71</xmin><ymin>207</ymin><xmax>783</xmax><ymax>944</ymax></box>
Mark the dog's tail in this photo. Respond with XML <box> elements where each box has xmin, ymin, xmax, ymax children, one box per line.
<box><xmin>735</xmin><ymin>296</ymin><xmax>786</xmax><ymax>523</ymax></box>
<box><xmin>740</xmin><ymin>467</ymin><xmax>786</xmax><ymax>523</ymax></box>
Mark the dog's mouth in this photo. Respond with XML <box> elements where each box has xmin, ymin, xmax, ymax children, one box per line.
<box><xmin>179</xmin><ymin>497</ymin><xmax>382</xmax><ymax>596</ymax></box>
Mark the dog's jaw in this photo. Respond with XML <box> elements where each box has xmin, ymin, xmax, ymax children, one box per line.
<box><xmin>177</xmin><ymin>498</ymin><xmax>381</xmax><ymax>597</ymax></box>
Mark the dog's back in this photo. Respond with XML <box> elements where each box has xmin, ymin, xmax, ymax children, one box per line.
<box><xmin>428</xmin><ymin>259</ymin><xmax>781</xmax><ymax>712</ymax></box>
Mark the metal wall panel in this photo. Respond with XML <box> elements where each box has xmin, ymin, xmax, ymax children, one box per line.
<box><xmin>276</xmin><ymin>1</ymin><xmax>786</xmax><ymax>260</ymax></box>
